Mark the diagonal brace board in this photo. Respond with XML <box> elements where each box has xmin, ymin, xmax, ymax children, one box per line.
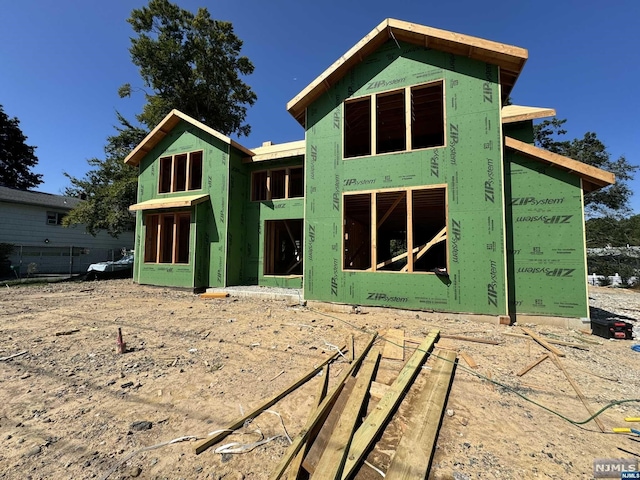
<box><xmin>269</xmin><ymin>334</ymin><xmax>377</xmax><ymax>480</ymax></box>
<box><xmin>521</xmin><ymin>327</ymin><xmax>565</xmax><ymax>357</ymax></box>
<box><xmin>400</xmin><ymin>226</ymin><xmax>447</xmax><ymax>272</ymax></box>
<box><xmin>341</xmin><ymin>329</ymin><xmax>440</xmax><ymax>480</ymax></box>
<box><xmin>385</xmin><ymin>349</ymin><xmax>458</xmax><ymax>479</ymax></box>
<box><xmin>195</xmin><ymin>345</ymin><xmax>345</xmax><ymax>455</ymax></box>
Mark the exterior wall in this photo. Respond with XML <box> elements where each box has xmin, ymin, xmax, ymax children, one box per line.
<box><xmin>242</xmin><ymin>157</ymin><xmax>304</xmax><ymax>288</ymax></box>
<box><xmin>132</xmin><ymin>120</ymin><xmax>231</xmax><ymax>289</ymax></box>
<box><xmin>1</xmin><ymin>201</ymin><xmax>134</xmax><ymax>275</ymax></box>
<box><xmin>304</xmin><ymin>40</ymin><xmax>507</xmax><ymax>314</ymax></box>
<box><xmin>504</xmin><ymin>151</ymin><xmax>589</xmax><ymax>318</ymax></box>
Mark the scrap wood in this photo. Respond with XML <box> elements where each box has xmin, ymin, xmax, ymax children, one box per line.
<box><xmin>268</xmin><ymin>334</ymin><xmax>377</xmax><ymax>480</ymax></box>
<box><xmin>520</xmin><ymin>327</ymin><xmax>565</xmax><ymax>357</ymax></box>
<box><xmin>313</xmin><ymin>348</ymin><xmax>381</xmax><ymax>478</ymax></box>
<box><xmin>382</xmin><ymin>329</ymin><xmax>405</xmax><ymax>361</ymax></box>
<box><xmin>0</xmin><ymin>351</ymin><xmax>27</xmax><ymax>361</ymax></box>
<box><xmin>438</xmin><ymin>334</ymin><xmax>500</xmax><ymax>345</ymax></box>
<box><xmin>287</xmin><ymin>365</ymin><xmax>330</xmax><ymax>480</ymax></box>
<box><xmin>55</xmin><ymin>329</ymin><xmax>80</xmax><ymax>336</ymax></box>
<box><xmin>503</xmin><ymin>332</ymin><xmax>589</xmax><ymax>351</ymax></box>
<box><xmin>516</xmin><ymin>354</ymin><xmax>549</xmax><ymax>377</ymax></box>
<box><xmin>195</xmin><ymin>344</ymin><xmax>346</xmax><ymax>455</ymax></box>
<box><xmin>341</xmin><ymin>330</ymin><xmax>440</xmax><ymax>480</ymax></box>
<box><xmin>385</xmin><ymin>349</ymin><xmax>458</xmax><ymax>480</ymax></box>
<box><xmin>199</xmin><ymin>292</ymin><xmax>229</xmax><ymax>299</ymax></box>
<box><xmin>547</xmin><ymin>353</ymin><xmax>605</xmax><ymax>432</ymax></box>
<box><xmin>368</xmin><ymin>381</ymin><xmax>390</xmax><ymax>400</ymax></box>
<box><xmin>459</xmin><ymin>351</ymin><xmax>478</xmax><ymax>369</ymax></box>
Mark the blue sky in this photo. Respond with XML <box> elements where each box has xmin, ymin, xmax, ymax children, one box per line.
<box><xmin>2</xmin><ymin>0</ymin><xmax>639</xmax><ymax>211</ymax></box>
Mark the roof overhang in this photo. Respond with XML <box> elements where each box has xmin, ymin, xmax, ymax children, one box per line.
<box><xmin>501</xmin><ymin>105</ymin><xmax>556</xmax><ymax>124</ymax></box>
<box><xmin>504</xmin><ymin>136</ymin><xmax>615</xmax><ymax>192</ymax></box>
<box><xmin>129</xmin><ymin>193</ymin><xmax>210</xmax><ymax>212</ymax></box>
<box><xmin>287</xmin><ymin>18</ymin><xmax>528</xmax><ymax>127</ymax></box>
<box><xmin>124</xmin><ymin>110</ymin><xmax>253</xmax><ymax>167</ymax></box>
<box><xmin>244</xmin><ymin>140</ymin><xmax>306</xmax><ymax>163</ymax></box>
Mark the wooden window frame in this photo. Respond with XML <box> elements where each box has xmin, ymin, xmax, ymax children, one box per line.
<box><xmin>143</xmin><ymin>211</ymin><xmax>191</xmax><ymax>264</ymax></box>
<box><xmin>342</xmin><ymin>80</ymin><xmax>445</xmax><ymax>159</ymax></box>
<box><xmin>158</xmin><ymin>150</ymin><xmax>204</xmax><ymax>194</ymax></box>
<box><xmin>263</xmin><ymin>219</ymin><xmax>303</xmax><ymax>276</ymax></box>
<box><xmin>251</xmin><ymin>166</ymin><xmax>304</xmax><ymax>201</ymax></box>
<box><xmin>343</xmin><ymin>185</ymin><xmax>448</xmax><ymax>273</ymax></box>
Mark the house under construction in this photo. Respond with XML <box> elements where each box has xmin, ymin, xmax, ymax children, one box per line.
<box><xmin>124</xmin><ymin>19</ymin><xmax>614</xmax><ymax>324</ymax></box>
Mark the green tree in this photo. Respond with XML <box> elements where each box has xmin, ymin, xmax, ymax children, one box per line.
<box><xmin>65</xmin><ymin>0</ymin><xmax>256</xmax><ymax>236</ymax></box>
<box><xmin>535</xmin><ymin>118</ymin><xmax>637</xmax><ymax>216</ymax></box>
<box><xmin>120</xmin><ymin>0</ymin><xmax>256</xmax><ymax>133</ymax></box>
<box><xmin>0</xmin><ymin>105</ymin><xmax>42</xmax><ymax>190</ymax></box>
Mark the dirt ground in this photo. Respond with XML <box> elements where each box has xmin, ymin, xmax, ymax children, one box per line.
<box><xmin>0</xmin><ymin>279</ymin><xmax>639</xmax><ymax>480</ymax></box>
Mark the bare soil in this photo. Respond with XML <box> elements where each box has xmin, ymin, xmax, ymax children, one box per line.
<box><xmin>0</xmin><ymin>279</ymin><xmax>639</xmax><ymax>480</ymax></box>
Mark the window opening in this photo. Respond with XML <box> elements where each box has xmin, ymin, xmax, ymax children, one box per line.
<box><xmin>144</xmin><ymin>212</ymin><xmax>191</xmax><ymax>264</ymax></box>
<box><xmin>289</xmin><ymin>167</ymin><xmax>304</xmax><ymax>198</ymax></box>
<box><xmin>251</xmin><ymin>167</ymin><xmax>304</xmax><ymax>201</ymax></box>
<box><xmin>344</xmin><ymin>97</ymin><xmax>371</xmax><ymax>158</ymax></box>
<box><xmin>377</xmin><ymin>91</ymin><xmax>406</xmax><ymax>154</ymax></box>
<box><xmin>264</xmin><ymin>219</ymin><xmax>303</xmax><ymax>275</ymax></box>
<box><xmin>159</xmin><ymin>157</ymin><xmax>172</xmax><ymax>193</ymax></box>
<box><xmin>411</xmin><ymin>83</ymin><xmax>445</xmax><ymax>149</ymax></box>
<box><xmin>343</xmin><ymin>187</ymin><xmax>447</xmax><ymax>273</ymax></box>
<box><xmin>271</xmin><ymin>169</ymin><xmax>286</xmax><ymax>199</ymax></box>
<box><xmin>158</xmin><ymin>151</ymin><xmax>203</xmax><ymax>194</ymax></box>
<box><xmin>189</xmin><ymin>151</ymin><xmax>203</xmax><ymax>190</ymax></box>
<box><xmin>174</xmin><ymin>154</ymin><xmax>188</xmax><ymax>192</ymax></box>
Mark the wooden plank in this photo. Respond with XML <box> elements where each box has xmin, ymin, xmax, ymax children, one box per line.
<box><xmin>516</xmin><ymin>354</ymin><xmax>548</xmax><ymax>377</ymax></box>
<box><xmin>521</xmin><ymin>327</ymin><xmax>565</xmax><ymax>357</ymax></box>
<box><xmin>341</xmin><ymin>330</ymin><xmax>440</xmax><ymax>479</ymax></box>
<box><xmin>439</xmin><ymin>334</ymin><xmax>500</xmax><ymax>345</ymax></box>
<box><xmin>385</xmin><ymin>350</ymin><xmax>457</xmax><ymax>480</ymax></box>
<box><xmin>382</xmin><ymin>329</ymin><xmax>405</xmax><ymax>361</ymax></box>
<box><xmin>401</xmin><ymin>226</ymin><xmax>447</xmax><ymax>272</ymax></box>
<box><xmin>287</xmin><ymin>365</ymin><xmax>330</xmax><ymax>480</ymax></box>
<box><xmin>269</xmin><ymin>334</ymin><xmax>377</xmax><ymax>480</ymax></box>
<box><xmin>371</xmin><ymin>193</ymin><xmax>377</xmax><ymax>272</ymax></box>
<box><xmin>503</xmin><ymin>332</ymin><xmax>589</xmax><ymax>351</ymax></box>
<box><xmin>459</xmin><ymin>351</ymin><xmax>477</xmax><ymax>369</ymax></box>
<box><xmin>406</xmin><ymin>190</ymin><xmax>413</xmax><ymax>273</ymax></box>
<box><xmin>199</xmin><ymin>292</ymin><xmax>229</xmax><ymax>299</ymax></box>
<box><xmin>195</xmin><ymin>345</ymin><xmax>345</xmax><ymax>455</ymax></box>
<box><xmin>368</xmin><ymin>381</ymin><xmax>389</xmax><ymax>400</ymax></box>
<box><xmin>313</xmin><ymin>349</ymin><xmax>381</xmax><ymax>479</ymax></box>
<box><xmin>548</xmin><ymin>353</ymin><xmax>606</xmax><ymax>432</ymax></box>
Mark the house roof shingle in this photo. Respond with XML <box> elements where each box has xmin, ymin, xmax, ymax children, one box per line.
<box><xmin>0</xmin><ymin>186</ymin><xmax>81</xmax><ymax>210</ymax></box>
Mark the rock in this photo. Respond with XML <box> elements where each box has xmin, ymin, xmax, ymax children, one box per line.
<box><xmin>130</xmin><ymin>421</ymin><xmax>152</xmax><ymax>431</ymax></box>
<box><xmin>23</xmin><ymin>446</ymin><xmax>41</xmax><ymax>457</ymax></box>
<box><xmin>125</xmin><ymin>466</ymin><xmax>142</xmax><ymax>477</ymax></box>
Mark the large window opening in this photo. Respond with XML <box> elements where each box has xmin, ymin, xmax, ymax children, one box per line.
<box><xmin>343</xmin><ymin>80</ymin><xmax>444</xmax><ymax>158</ymax></box>
<box><xmin>252</xmin><ymin>167</ymin><xmax>304</xmax><ymax>201</ymax></box>
<box><xmin>264</xmin><ymin>219</ymin><xmax>303</xmax><ymax>276</ymax></box>
<box><xmin>343</xmin><ymin>187</ymin><xmax>447</xmax><ymax>273</ymax></box>
<box><xmin>144</xmin><ymin>212</ymin><xmax>191</xmax><ymax>264</ymax></box>
<box><xmin>158</xmin><ymin>151</ymin><xmax>204</xmax><ymax>194</ymax></box>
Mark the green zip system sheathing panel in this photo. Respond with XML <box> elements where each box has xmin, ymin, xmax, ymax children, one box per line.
<box><xmin>505</xmin><ymin>151</ymin><xmax>588</xmax><ymax>318</ymax></box>
<box><xmin>241</xmin><ymin>158</ymin><xmax>304</xmax><ymax>288</ymax></box>
<box><xmin>132</xmin><ymin>120</ymin><xmax>231</xmax><ymax>289</ymax></box>
<box><xmin>304</xmin><ymin>40</ymin><xmax>507</xmax><ymax>315</ymax></box>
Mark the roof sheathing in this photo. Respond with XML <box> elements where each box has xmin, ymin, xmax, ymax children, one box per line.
<box><xmin>124</xmin><ymin>110</ymin><xmax>254</xmax><ymax>166</ymax></box>
<box><xmin>501</xmin><ymin>105</ymin><xmax>556</xmax><ymax>124</ymax></box>
<box><xmin>245</xmin><ymin>140</ymin><xmax>305</xmax><ymax>163</ymax></box>
<box><xmin>287</xmin><ymin>18</ymin><xmax>528</xmax><ymax>126</ymax></box>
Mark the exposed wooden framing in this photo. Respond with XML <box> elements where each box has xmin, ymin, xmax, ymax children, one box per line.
<box><xmin>406</xmin><ymin>190</ymin><xmax>414</xmax><ymax>273</ymax></box>
<box><xmin>269</xmin><ymin>335</ymin><xmax>377</xmax><ymax>480</ymax></box>
<box><xmin>405</xmin><ymin>88</ymin><xmax>412</xmax><ymax>151</ymax></box>
<box><xmin>155</xmin><ymin>216</ymin><xmax>162</xmax><ymax>263</ymax></box>
<box><xmin>371</xmin><ymin>192</ymin><xmax>377</xmax><ymax>272</ymax></box>
<box><xmin>171</xmin><ymin>216</ymin><xmax>178</xmax><ymax>263</ymax></box>
<box><xmin>341</xmin><ymin>330</ymin><xmax>440</xmax><ymax>479</ymax></box>
<box><xmin>195</xmin><ymin>346</ymin><xmax>346</xmax><ymax>455</ymax></box>
<box><xmin>370</xmin><ymin>93</ymin><xmax>377</xmax><ymax>156</ymax></box>
<box><xmin>129</xmin><ymin>193</ymin><xmax>209</xmax><ymax>211</ymax></box>
<box><xmin>376</xmin><ymin>244</ymin><xmax>420</xmax><ymax>270</ymax></box>
<box><xmin>548</xmin><ymin>353</ymin><xmax>606</xmax><ymax>432</ymax></box>
<box><xmin>287</xmin><ymin>365</ymin><xmax>331</xmax><ymax>480</ymax></box>
<box><xmin>501</xmin><ymin>105</ymin><xmax>555</xmax><ymax>124</ymax></box>
<box><xmin>246</xmin><ymin>140</ymin><xmax>306</xmax><ymax>163</ymax></box>
<box><xmin>313</xmin><ymin>349</ymin><xmax>381</xmax><ymax>479</ymax></box>
<box><xmin>382</xmin><ymin>329</ymin><xmax>405</xmax><ymax>361</ymax></box>
<box><xmin>505</xmin><ymin>136</ymin><xmax>615</xmax><ymax>192</ymax></box>
<box><xmin>400</xmin><ymin>226</ymin><xmax>447</xmax><ymax>272</ymax></box>
<box><xmin>377</xmin><ymin>192</ymin><xmax>406</xmax><ymax>228</ymax></box>
<box><xmin>266</xmin><ymin>170</ymin><xmax>272</xmax><ymax>200</ymax></box>
<box><xmin>516</xmin><ymin>354</ymin><xmax>548</xmax><ymax>377</ymax></box>
<box><xmin>385</xmin><ymin>349</ymin><xmax>457</xmax><ymax>480</ymax></box>
<box><xmin>521</xmin><ymin>327</ymin><xmax>565</xmax><ymax>357</ymax></box>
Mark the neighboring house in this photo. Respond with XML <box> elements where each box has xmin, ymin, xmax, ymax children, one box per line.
<box><xmin>125</xmin><ymin>19</ymin><xmax>614</xmax><ymax>323</ymax></box>
<box><xmin>0</xmin><ymin>186</ymin><xmax>134</xmax><ymax>275</ymax></box>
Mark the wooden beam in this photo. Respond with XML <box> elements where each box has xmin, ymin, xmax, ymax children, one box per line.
<box><xmin>439</xmin><ymin>334</ymin><xmax>500</xmax><ymax>346</ymax></box>
<box><xmin>341</xmin><ymin>330</ymin><xmax>440</xmax><ymax>479</ymax></box>
<box><xmin>313</xmin><ymin>349</ymin><xmax>381</xmax><ymax>479</ymax></box>
<box><xmin>382</xmin><ymin>329</ymin><xmax>405</xmax><ymax>361</ymax></box>
<box><xmin>269</xmin><ymin>335</ymin><xmax>377</xmax><ymax>480</ymax></box>
<box><xmin>503</xmin><ymin>332</ymin><xmax>589</xmax><ymax>351</ymax></box>
<box><xmin>385</xmin><ymin>349</ymin><xmax>457</xmax><ymax>479</ymax></box>
<box><xmin>521</xmin><ymin>327</ymin><xmax>565</xmax><ymax>357</ymax></box>
<box><xmin>371</xmin><ymin>193</ymin><xmax>377</xmax><ymax>272</ymax></box>
<box><xmin>195</xmin><ymin>345</ymin><xmax>345</xmax><ymax>455</ymax></box>
<box><xmin>459</xmin><ymin>351</ymin><xmax>477</xmax><ymax>369</ymax></box>
<box><xmin>516</xmin><ymin>354</ymin><xmax>548</xmax><ymax>377</ymax></box>
<box><xmin>548</xmin><ymin>353</ymin><xmax>606</xmax><ymax>432</ymax></box>
<box><xmin>400</xmin><ymin>226</ymin><xmax>447</xmax><ymax>272</ymax></box>
<box><xmin>377</xmin><ymin>191</ymin><xmax>405</xmax><ymax>229</ymax></box>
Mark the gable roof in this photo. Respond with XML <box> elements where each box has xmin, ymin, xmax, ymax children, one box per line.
<box><xmin>287</xmin><ymin>18</ymin><xmax>528</xmax><ymax>126</ymax></box>
<box><xmin>504</xmin><ymin>136</ymin><xmax>615</xmax><ymax>192</ymax></box>
<box><xmin>0</xmin><ymin>186</ymin><xmax>81</xmax><ymax>210</ymax></box>
<box><xmin>124</xmin><ymin>110</ymin><xmax>254</xmax><ymax>167</ymax></box>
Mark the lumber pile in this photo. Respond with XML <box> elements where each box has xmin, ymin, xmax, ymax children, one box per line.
<box><xmin>195</xmin><ymin>330</ymin><xmax>458</xmax><ymax>479</ymax></box>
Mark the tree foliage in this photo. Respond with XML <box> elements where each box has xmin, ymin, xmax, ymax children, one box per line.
<box><xmin>64</xmin><ymin>115</ymin><xmax>146</xmax><ymax>236</ymax></box>
<box><xmin>65</xmin><ymin>0</ymin><xmax>256</xmax><ymax>237</ymax></box>
<box><xmin>0</xmin><ymin>104</ymin><xmax>42</xmax><ymax>190</ymax></box>
<box><xmin>534</xmin><ymin>118</ymin><xmax>637</xmax><ymax>216</ymax></box>
<box><xmin>121</xmin><ymin>0</ymin><xmax>257</xmax><ymax>133</ymax></box>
